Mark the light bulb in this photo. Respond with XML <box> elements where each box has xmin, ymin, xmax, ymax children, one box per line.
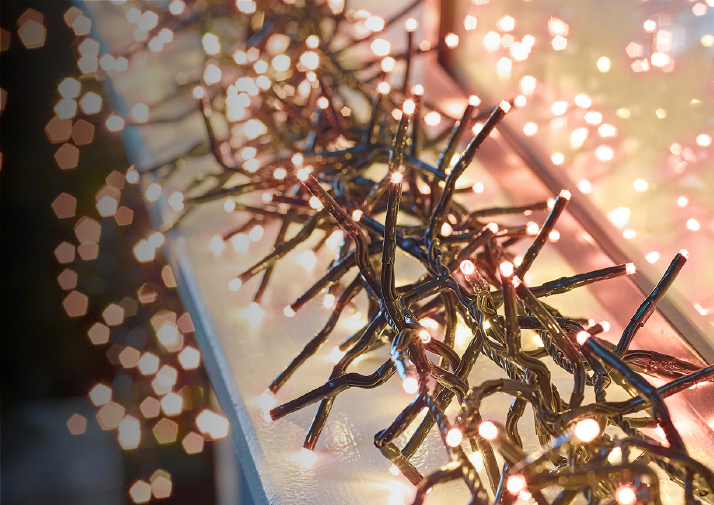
<box><xmin>445</xmin><ymin>428</ymin><xmax>463</xmax><ymax>447</ymax></box>
<box><xmin>478</xmin><ymin>421</ymin><xmax>498</xmax><ymax>440</ymax></box>
<box><xmin>574</xmin><ymin>418</ymin><xmax>600</xmax><ymax>442</ymax></box>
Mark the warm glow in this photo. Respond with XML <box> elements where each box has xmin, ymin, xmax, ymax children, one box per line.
<box><xmin>478</xmin><ymin>421</ymin><xmax>498</xmax><ymax>440</ymax></box>
<box><xmin>402</xmin><ymin>377</ymin><xmax>419</xmax><ymax>395</ymax></box>
<box><xmin>402</xmin><ymin>100</ymin><xmax>415</xmax><ymax>115</ymax></box>
<box><xmin>506</xmin><ymin>475</ymin><xmax>526</xmax><ymax>494</ymax></box>
<box><xmin>445</xmin><ymin>428</ymin><xmax>462</xmax><ymax>447</ymax></box>
<box><xmin>460</xmin><ymin>260</ymin><xmax>475</xmax><ymax>275</ymax></box>
<box><xmin>228</xmin><ymin>278</ymin><xmax>242</xmax><ymax>292</ymax></box>
<box><xmin>196</xmin><ymin>409</ymin><xmax>229</xmax><ymax>439</ymax></box>
<box><xmin>419</xmin><ymin>329</ymin><xmax>431</xmax><ymax>344</ymax></box>
<box><xmin>291</xmin><ymin>448</ymin><xmax>318</xmax><ymax>468</ymax></box>
<box><xmin>574</xmin><ymin>418</ymin><xmax>600</xmax><ymax>442</ymax></box>
<box><xmin>405</xmin><ymin>18</ymin><xmax>417</xmax><ymax>32</ymax></box>
<box><xmin>615</xmin><ymin>486</ymin><xmax>637</xmax><ymax>505</ymax></box>
<box><xmin>597</xmin><ymin>56</ymin><xmax>611</xmax><ymax>72</ymax></box>
<box><xmin>523</xmin><ymin>122</ymin><xmax>537</xmax><ymax>136</ymax></box>
<box><xmin>370</xmin><ymin>39</ymin><xmax>390</xmax><ymax>57</ymax></box>
<box><xmin>576</xmin><ymin>331</ymin><xmax>590</xmax><ymax>345</ymax></box>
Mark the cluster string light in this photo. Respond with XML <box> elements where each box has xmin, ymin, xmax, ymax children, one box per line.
<box><xmin>97</xmin><ymin>0</ymin><xmax>714</xmax><ymax>504</ymax></box>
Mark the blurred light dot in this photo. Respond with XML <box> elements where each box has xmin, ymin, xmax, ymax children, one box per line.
<box><xmin>115</xmin><ymin>206</ymin><xmax>134</xmax><ymax>226</ymax></box>
<box><xmin>696</xmin><ymin>134</ymin><xmax>711</xmax><ymax>147</ymax></box>
<box><xmin>161</xmin><ymin>392</ymin><xmax>183</xmax><ymax>416</ymax></box>
<box><xmin>138</xmin><ymin>352</ymin><xmax>159</xmax><ymax>375</ymax></box>
<box><xmin>54</xmin><ymin>143</ymin><xmax>80</xmax><ymax>170</ymax></box>
<box><xmin>633</xmin><ymin>179</ymin><xmax>648</xmax><ymax>191</ymax></box>
<box><xmin>523</xmin><ymin>122</ymin><xmax>537</xmax><ymax>136</ymax></box>
<box><xmin>96</xmin><ymin>401</ymin><xmax>125</xmax><ymax>430</ymax></box>
<box><xmin>52</xmin><ymin>192</ymin><xmax>77</xmax><ymax>218</ymax></box>
<box><xmin>646</xmin><ymin>251</ymin><xmax>660</xmax><ymax>263</ymax></box>
<box><xmin>89</xmin><ymin>383</ymin><xmax>112</xmax><ymax>406</ymax></box>
<box><xmin>129</xmin><ymin>480</ymin><xmax>152</xmax><ymax>504</ymax></box>
<box><xmin>153</xmin><ymin>418</ymin><xmax>178</xmax><ymax>444</ymax></box>
<box><xmin>597</xmin><ymin>56</ymin><xmax>611</xmax><ymax>72</ymax></box>
<box><xmin>131</xmin><ymin>103</ymin><xmax>149</xmax><ymax>123</ymax></box>
<box><xmin>106</xmin><ymin>115</ymin><xmax>125</xmax><ymax>131</ymax></box>
<box><xmin>119</xmin><ymin>346</ymin><xmax>140</xmax><ymax>368</ymax></box>
<box><xmin>140</xmin><ymin>397</ymin><xmax>161</xmax><ymax>419</ymax></box>
<box><xmin>196</xmin><ymin>409</ymin><xmax>230</xmax><ymax>439</ymax></box>
<box><xmin>63</xmin><ymin>290</ymin><xmax>88</xmax><ymax>317</ymax></box>
<box><xmin>578</xmin><ymin>179</ymin><xmax>592</xmax><ymax>194</ymax></box>
<box><xmin>178</xmin><ymin>346</ymin><xmax>201</xmax><ymax>370</ymax></box>
<box><xmin>551</xmin><ymin>153</ymin><xmax>564</xmax><ymax>165</ymax></box>
<box><xmin>595</xmin><ymin>145</ymin><xmax>614</xmax><ymax>161</ymax></box>
<box><xmin>182</xmin><ymin>432</ymin><xmax>205</xmax><ymax>454</ymax></box>
<box><xmin>59</xmin><ymin>78</ymin><xmax>80</xmax><ymax>99</ymax></box>
<box><xmin>677</xmin><ymin>196</ymin><xmax>688</xmax><ymax>207</ymax></box>
<box><xmin>18</xmin><ymin>18</ymin><xmax>46</xmax><ymax>49</ymax></box>
<box><xmin>623</xmin><ymin>229</ymin><xmax>636</xmax><ymax>239</ymax></box>
<box><xmin>686</xmin><ymin>218</ymin><xmax>700</xmax><ymax>231</ymax></box>
<box><xmin>72</xmin><ymin>119</ymin><xmax>95</xmax><ymax>145</ymax></box>
<box><xmin>118</xmin><ymin>415</ymin><xmax>141</xmax><ymax>450</ymax></box>
<box><xmin>80</xmin><ymin>92</ymin><xmax>102</xmax><ymax>114</ymax></box>
<box><xmin>67</xmin><ymin>413</ymin><xmax>87</xmax><ymax>435</ymax></box>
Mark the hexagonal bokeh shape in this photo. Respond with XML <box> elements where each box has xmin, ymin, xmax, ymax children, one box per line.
<box><xmin>54</xmin><ymin>143</ymin><xmax>79</xmax><ymax>170</ymax></box>
<box><xmin>54</xmin><ymin>241</ymin><xmax>76</xmax><ymax>263</ymax></box>
<box><xmin>71</xmin><ymin>119</ymin><xmax>94</xmax><ymax>145</ymax></box>
<box><xmin>51</xmin><ymin>192</ymin><xmax>76</xmax><ymax>219</ymax></box>
<box><xmin>102</xmin><ymin>303</ymin><xmax>125</xmax><ymax>326</ymax></box>
<box><xmin>181</xmin><ymin>432</ymin><xmax>204</xmax><ymax>454</ymax></box>
<box><xmin>66</xmin><ymin>413</ymin><xmax>87</xmax><ymax>436</ymax></box>
<box><xmin>118</xmin><ymin>346</ymin><xmax>140</xmax><ymax>369</ymax></box>
<box><xmin>152</xmin><ymin>418</ymin><xmax>178</xmax><ymax>444</ymax></box>
<box><xmin>18</xmin><ymin>19</ymin><xmax>46</xmax><ymax>49</ymax></box>
<box><xmin>74</xmin><ymin>216</ymin><xmax>101</xmax><ymax>244</ymax></box>
<box><xmin>140</xmin><ymin>396</ymin><xmax>161</xmax><ymax>419</ymax></box>
<box><xmin>114</xmin><ymin>206</ymin><xmax>134</xmax><ymax>226</ymax></box>
<box><xmin>117</xmin><ymin>415</ymin><xmax>141</xmax><ymax>450</ymax></box>
<box><xmin>45</xmin><ymin>116</ymin><xmax>72</xmax><ymax>143</ymax></box>
<box><xmin>88</xmin><ymin>383</ymin><xmax>112</xmax><ymax>406</ymax></box>
<box><xmin>62</xmin><ymin>290</ymin><xmax>88</xmax><ymax>317</ymax></box>
<box><xmin>128</xmin><ymin>480</ymin><xmax>151</xmax><ymax>504</ymax></box>
<box><xmin>79</xmin><ymin>91</ymin><xmax>102</xmax><ymax>114</ymax></box>
<box><xmin>178</xmin><ymin>346</ymin><xmax>201</xmax><ymax>370</ymax></box>
<box><xmin>77</xmin><ymin>243</ymin><xmax>99</xmax><ymax>261</ymax></box>
<box><xmin>87</xmin><ymin>322</ymin><xmax>110</xmax><ymax>345</ymax></box>
<box><xmin>96</xmin><ymin>401</ymin><xmax>125</xmax><ymax>431</ymax></box>
<box><xmin>57</xmin><ymin>268</ymin><xmax>77</xmax><ymax>290</ymax></box>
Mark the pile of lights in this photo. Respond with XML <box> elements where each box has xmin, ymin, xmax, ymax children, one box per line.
<box><xmin>106</xmin><ymin>0</ymin><xmax>714</xmax><ymax>503</ymax></box>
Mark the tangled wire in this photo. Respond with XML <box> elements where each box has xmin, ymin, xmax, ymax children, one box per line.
<box><xmin>133</xmin><ymin>0</ymin><xmax>714</xmax><ymax>503</ymax></box>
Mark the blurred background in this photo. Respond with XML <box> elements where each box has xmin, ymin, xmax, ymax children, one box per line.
<box><xmin>0</xmin><ymin>2</ymin><xmax>249</xmax><ymax>504</ymax></box>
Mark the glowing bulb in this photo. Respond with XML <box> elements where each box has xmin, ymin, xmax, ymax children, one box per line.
<box><xmin>299</xmin><ymin>51</ymin><xmax>319</xmax><ymax>70</ymax></box>
<box><xmin>284</xmin><ymin>306</ymin><xmax>296</xmax><ymax>318</ymax></box>
<box><xmin>192</xmin><ymin>86</ymin><xmax>205</xmax><ymax>99</ymax></box>
<box><xmin>523</xmin><ymin>122</ymin><xmax>537</xmax><ymax>136</ymax></box>
<box><xmin>445</xmin><ymin>428</ymin><xmax>463</xmax><ymax>447</ymax></box>
<box><xmin>551</xmin><ymin>101</ymin><xmax>568</xmax><ymax>116</ymax></box>
<box><xmin>460</xmin><ymin>260</ymin><xmax>475</xmax><ymax>275</ymax></box>
<box><xmin>352</xmin><ymin>209</ymin><xmax>363</xmax><ymax>221</ymax></box>
<box><xmin>520</xmin><ymin>75</ymin><xmax>536</xmax><ymax>94</ymax></box>
<box><xmin>575</xmin><ymin>94</ymin><xmax>591</xmax><ymax>108</ymax></box>
<box><xmin>419</xmin><ymin>330</ymin><xmax>431</xmax><ymax>344</ymax></box>
<box><xmin>514</xmin><ymin>95</ymin><xmax>526</xmax><ymax>107</ymax></box>
<box><xmin>309</xmin><ymin>195</ymin><xmax>323</xmax><ymax>210</ymax></box>
<box><xmin>202</xmin><ymin>33</ymin><xmax>220</xmax><ymax>55</ymax></box>
<box><xmin>391</xmin><ymin>172</ymin><xmax>403</xmax><ymax>183</ymax></box>
<box><xmin>499</xmin><ymin>100</ymin><xmax>511</xmax><ymax>112</ymax></box>
<box><xmin>677</xmin><ymin>196</ymin><xmax>688</xmax><ymax>207</ymax></box>
<box><xmin>559</xmin><ymin>189</ymin><xmax>572</xmax><ymax>200</ymax></box>
<box><xmin>292</xmin><ymin>448</ymin><xmax>318</xmax><ymax>469</ymax></box>
<box><xmin>145</xmin><ymin>183</ymin><xmax>161</xmax><ymax>202</ymax></box>
<box><xmin>633</xmin><ymin>179</ymin><xmax>648</xmax><ymax>191</ymax></box>
<box><xmin>405</xmin><ymin>18</ymin><xmax>417</xmax><ymax>32</ymax></box>
<box><xmin>574</xmin><ymin>418</ymin><xmax>600</xmax><ymax>442</ymax></box>
<box><xmin>389</xmin><ymin>464</ymin><xmax>400</xmax><ymax>476</ymax></box>
<box><xmin>445</xmin><ymin>33</ymin><xmax>459</xmax><ymax>48</ymax></box>
<box><xmin>272</xmin><ymin>54</ymin><xmax>290</xmax><ymax>72</ymax></box>
<box><xmin>365</xmin><ymin>15</ymin><xmax>385</xmax><ymax>32</ymax></box>
<box><xmin>381</xmin><ymin>57</ymin><xmax>395</xmax><ymax>72</ymax></box>
<box><xmin>402</xmin><ymin>100</ymin><xmax>415</xmax><ymax>115</ymax></box>
<box><xmin>208</xmin><ymin>235</ymin><xmax>225</xmax><ymax>255</ymax></box>
<box><xmin>370</xmin><ymin>38</ymin><xmax>390</xmax><ymax>56</ymax></box>
<box><xmin>615</xmin><ymin>486</ymin><xmax>637</xmax><ymax>505</ymax></box>
<box><xmin>464</xmin><ymin>15</ymin><xmax>477</xmax><ymax>31</ymax></box>
<box><xmin>585</xmin><ymin>111</ymin><xmax>602</xmax><ymax>125</ymax></box>
<box><xmin>249</xmin><ymin>225</ymin><xmax>264</xmax><ymax>242</ymax></box>
<box><xmin>378</xmin><ymin>81</ymin><xmax>391</xmax><ymax>94</ymax></box>
<box><xmin>506</xmin><ymin>475</ymin><xmax>526</xmax><ymax>494</ymax></box>
<box><xmin>645</xmin><ymin>252</ymin><xmax>659</xmax><ymax>263</ymax></box>
<box><xmin>576</xmin><ymin>331</ymin><xmax>590</xmax><ymax>345</ymax></box>
<box><xmin>498</xmin><ymin>16</ymin><xmax>515</xmax><ymax>32</ymax></box>
<box><xmin>551</xmin><ymin>153</ymin><xmax>564</xmax><ymax>165</ymax></box>
<box><xmin>686</xmin><ymin>219</ymin><xmax>700</xmax><ymax>231</ymax></box>
<box><xmin>296</xmin><ymin>168</ymin><xmax>310</xmax><ymax>181</ymax></box>
<box><xmin>679</xmin><ymin>249</ymin><xmax>690</xmax><ymax>259</ymax></box>
<box><xmin>425</xmin><ymin>112</ymin><xmax>441</xmax><ymax>126</ymax></box>
<box><xmin>597</xmin><ymin>57</ymin><xmax>611</xmax><ymax>72</ymax></box>
<box><xmin>596</xmin><ymin>146</ymin><xmax>614</xmax><ymax>162</ymax></box>
<box><xmin>578</xmin><ymin>180</ymin><xmax>592</xmax><ymax>194</ymax></box>
<box><xmin>600</xmin><ymin>321</ymin><xmax>611</xmax><ymax>332</ymax></box>
<box><xmin>696</xmin><ymin>134</ymin><xmax>712</xmax><ymax>147</ymax></box>
<box><xmin>306</xmin><ymin>35</ymin><xmax>319</xmax><ymax>49</ymax></box>
<box><xmin>402</xmin><ymin>377</ymin><xmax>419</xmax><ymax>395</ymax></box>
<box><xmin>228</xmin><ymin>278</ymin><xmax>242</xmax><ymax>291</ymax></box>
<box><xmin>323</xmin><ymin>293</ymin><xmax>336</xmax><ymax>309</ymax></box>
<box><xmin>478</xmin><ymin>421</ymin><xmax>498</xmax><ymax>440</ymax></box>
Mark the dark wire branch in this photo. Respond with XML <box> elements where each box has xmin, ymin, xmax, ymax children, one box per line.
<box><xmin>139</xmin><ymin>1</ymin><xmax>714</xmax><ymax>504</ymax></box>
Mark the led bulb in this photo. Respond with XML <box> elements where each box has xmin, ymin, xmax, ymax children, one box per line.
<box><xmin>478</xmin><ymin>421</ymin><xmax>498</xmax><ymax>440</ymax></box>
<box><xmin>352</xmin><ymin>209</ymin><xmax>363</xmax><ymax>221</ymax></box>
<box><xmin>574</xmin><ymin>418</ymin><xmax>600</xmax><ymax>442</ymax></box>
<box><xmin>460</xmin><ymin>260</ymin><xmax>475</xmax><ymax>275</ymax></box>
<box><xmin>419</xmin><ymin>329</ymin><xmax>431</xmax><ymax>344</ymax></box>
<box><xmin>445</xmin><ymin>428</ymin><xmax>463</xmax><ymax>447</ymax></box>
<box><xmin>391</xmin><ymin>172</ymin><xmax>403</xmax><ymax>183</ymax></box>
<box><xmin>615</xmin><ymin>486</ymin><xmax>636</xmax><ymax>505</ymax></box>
<box><xmin>402</xmin><ymin>377</ymin><xmax>419</xmax><ymax>395</ymax></box>
<box><xmin>402</xmin><ymin>100</ymin><xmax>415</xmax><ymax>115</ymax></box>
<box><xmin>284</xmin><ymin>305</ymin><xmax>296</xmax><ymax>318</ymax></box>
<box><xmin>228</xmin><ymin>278</ymin><xmax>242</xmax><ymax>291</ymax></box>
<box><xmin>506</xmin><ymin>475</ymin><xmax>526</xmax><ymax>495</ymax></box>
<box><xmin>499</xmin><ymin>261</ymin><xmax>514</xmax><ymax>277</ymax></box>
<box><xmin>576</xmin><ymin>331</ymin><xmax>590</xmax><ymax>345</ymax></box>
